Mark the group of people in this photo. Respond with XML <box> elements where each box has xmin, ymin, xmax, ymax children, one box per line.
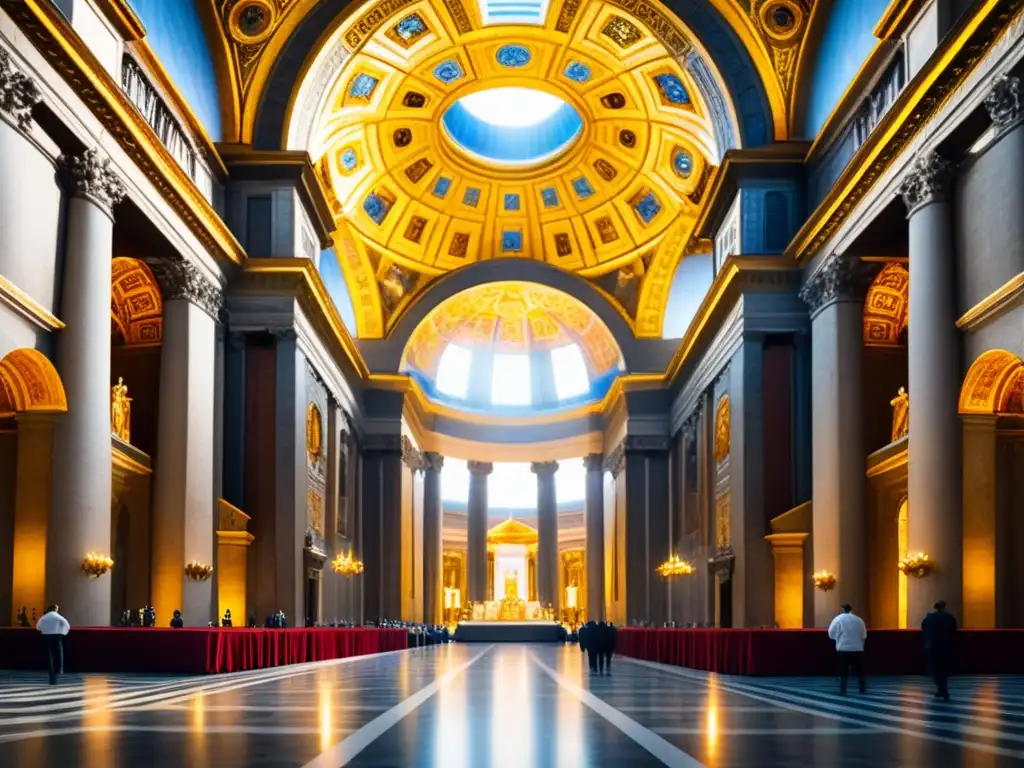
<box><xmin>578</xmin><ymin>620</ymin><xmax>617</xmax><ymax>674</ymax></box>
<box><xmin>828</xmin><ymin>600</ymin><xmax>958</xmax><ymax>700</ymax></box>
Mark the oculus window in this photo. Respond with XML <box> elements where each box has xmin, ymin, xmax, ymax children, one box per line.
<box><xmin>551</xmin><ymin>344</ymin><xmax>589</xmax><ymax>400</ymax></box>
<box><xmin>491</xmin><ymin>354</ymin><xmax>532</xmax><ymax>406</ymax></box>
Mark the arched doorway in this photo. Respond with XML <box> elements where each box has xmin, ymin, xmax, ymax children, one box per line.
<box><xmin>0</xmin><ymin>348</ymin><xmax>67</xmax><ymax>625</ymax></box>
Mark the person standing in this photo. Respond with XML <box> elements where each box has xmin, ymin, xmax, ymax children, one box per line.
<box><xmin>827</xmin><ymin>603</ymin><xmax>867</xmax><ymax>695</ymax></box>
<box><xmin>579</xmin><ymin>620</ymin><xmax>598</xmax><ymax>672</ymax></box>
<box><xmin>602</xmin><ymin>621</ymin><xmax>617</xmax><ymax>674</ymax></box>
<box><xmin>36</xmin><ymin>605</ymin><xmax>70</xmax><ymax>685</ymax></box>
<box><xmin>921</xmin><ymin>600</ymin><xmax>957</xmax><ymax>701</ymax></box>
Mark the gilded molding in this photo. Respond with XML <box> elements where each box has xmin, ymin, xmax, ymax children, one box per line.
<box><xmin>93</xmin><ymin>0</ymin><xmax>146</xmax><ymax>41</ymax></box>
<box><xmin>873</xmin><ymin>0</ymin><xmax>927</xmax><ymax>40</ymax></box>
<box><xmin>957</xmin><ymin>271</ymin><xmax>1024</xmax><ymax>329</ymax></box>
<box><xmin>0</xmin><ymin>275</ymin><xmax>64</xmax><ymax>331</ymax></box>
<box><xmin>789</xmin><ymin>0</ymin><xmax>1023</xmax><ymax>263</ymax></box>
<box><xmin>146</xmin><ymin>256</ymin><xmax>224</xmax><ymax>319</ymax></box>
<box><xmin>984</xmin><ymin>74</ymin><xmax>1022</xmax><ymax>134</ymax></box>
<box><xmin>799</xmin><ymin>254</ymin><xmax>874</xmax><ymax>315</ymax></box>
<box><xmin>467</xmin><ymin>460</ymin><xmax>493</xmax><ymax>476</ymax></box>
<box><xmin>59</xmin><ymin>148</ymin><xmax>127</xmax><ymax>215</ymax></box>
<box><xmin>749</xmin><ymin>0</ymin><xmax>812</xmax><ymax>101</ymax></box>
<box><xmin>0</xmin><ymin>49</ymin><xmax>40</xmax><ymax>132</ymax></box>
<box><xmin>898</xmin><ymin>152</ymin><xmax>953</xmax><ymax>217</ymax></box>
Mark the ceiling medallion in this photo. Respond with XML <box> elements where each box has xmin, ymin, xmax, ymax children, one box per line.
<box><xmin>403</xmin><ymin>91</ymin><xmax>427</xmax><ymax>108</ymax></box>
<box><xmin>564</xmin><ymin>61</ymin><xmax>591</xmax><ymax>84</ymax></box>
<box><xmin>496</xmin><ymin>45</ymin><xmax>531</xmax><ymax>68</ymax></box>
<box><xmin>228</xmin><ymin>0</ymin><xmax>275</xmax><ymax>44</ymax></box>
<box><xmin>619</xmin><ymin>130</ymin><xmax>636</xmax><ymax>148</ymax></box>
<box><xmin>434</xmin><ymin>59</ymin><xmax>465</xmax><ymax>84</ymax></box>
<box><xmin>757</xmin><ymin>0</ymin><xmax>806</xmax><ymax>45</ymax></box>
<box><xmin>393</xmin><ymin>128</ymin><xmax>412</xmax><ymax>147</ymax></box>
<box><xmin>653</xmin><ymin>73</ymin><xmax>690</xmax><ymax>106</ymax></box>
<box><xmin>600</xmin><ymin>93</ymin><xmax>626</xmax><ymax>109</ymax></box>
<box><xmin>672</xmin><ymin>147</ymin><xmax>693</xmax><ymax>178</ymax></box>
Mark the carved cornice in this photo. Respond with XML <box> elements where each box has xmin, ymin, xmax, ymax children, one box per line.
<box><xmin>984</xmin><ymin>74</ymin><xmax>1021</xmax><ymax>135</ymax></box>
<box><xmin>401</xmin><ymin>434</ymin><xmax>424</xmax><ymax>471</ymax></box>
<box><xmin>0</xmin><ymin>49</ymin><xmax>40</xmax><ymax>132</ymax></box>
<box><xmin>59</xmin><ymin>148</ymin><xmax>126</xmax><ymax>215</ymax></box>
<box><xmin>271</xmin><ymin>327</ymin><xmax>298</xmax><ymax>343</ymax></box>
<box><xmin>423</xmin><ymin>451</ymin><xmax>444</xmax><ymax>472</ymax></box>
<box><xmin>583</xmin><ymin>453</ymin><xmax>604</xmax><ymax>472</ymax></box>
<box><xmin>530</xmin><ymin>461</ymin><xmax>559</xmax><ymax>477</ymax></box>
<box><xmin>799</xmin><ymin>254</ymin><xmax>873</xmax><ymax>315</ymax></box>
<box><xmin>625</xmin><ymin>435</ymin><xmax>671</xmax><ymax>453</ymax></box>
<box><xmin>603</xmin><ymin>441</ymin><xmax>625</xmax><ymax>477</ymax></box>
<box><xmin>467</xmin><ymin>460</ymin><xmax>493</xmax><ymax>476</ymax></box>
<box><xmin>145</xmin><ymin>256</ymin><xmax>224</xmax><ymax>319</ymax></box>
<box><xmin>899</xmin><ymin>151</ymin><xmax>953</xmax><ymax>218</ymax></box>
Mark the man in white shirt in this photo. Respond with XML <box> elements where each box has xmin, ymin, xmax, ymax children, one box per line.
<box><xmin>827</xmin><ymin>603</ymin><xmax>867</xmax><ymax>695</ymax></box>
<box><xmin>36</xmin><ymin>604</ymin><xmax>70</xmax><ymax>685</ymax></box>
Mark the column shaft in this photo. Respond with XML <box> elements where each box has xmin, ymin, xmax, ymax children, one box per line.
<box><xmin>584</xmin><ymin>454</ymin><xmax>605</xmax><ymax>622</ymax></box>
<box><xmin>422</xmin><ymin>453</ymin><xmax>443</xmax><ymax>625</ymax></box>
<box><xmin>534</xmin><ymin>462</ymin><xmax>559</xmax><ymax>611</ymax></box>
<box><xmin>466</xmin><ymin>461</ymin><xmax>492</xmax><ymax>603</ymax></box>
<box><xmin>48</xmin><ymin>150</ymin><xmax>124</xmax><ymax>625</ymax></box>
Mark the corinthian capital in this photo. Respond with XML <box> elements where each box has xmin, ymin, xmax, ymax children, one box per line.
<box><xmin>423</xmin><ymin>451</ymin><xmax>444</xmax><ymax>472</ymax></box>
<box><xmin>799</xmin><ymin>254</ymin><xmax>873</xmax><ymax>315</ymax></box>
<box><xmin>531</xmin><ymin>461</ymin><xmax>559</xmax><ymax>477</ymax></box>
<box><xmin>59</xmin><ymin>148</ymin><xmax>126</xmax><ymax>215</ymax></box>
<box><xmin>583</xmin><ymin>453</ymin><xmax>604</xmax><ymax>472</ymax></box>
<box><xmin>0</xmin><ymin>49</ymin><xmax>40</xmax><ymax>132</ymax></box>
<box><xmin>899</xmin><ymin>152</ymin><xmax>953</xmax><ymax>217</ymax></box>
<box><xmin>146</xmin><ymin>256</ymin><xmax>224</xmax><ymax>319</ymax></box>
<box><xmin>984</xmin><ymin>75</ymin><xmax>1021</xmax><ymax>135</ymax></box>
<box><xmin>467</xmin><ymin>460</ymin><xmax>493</xmax><ymax>476</ymax></box>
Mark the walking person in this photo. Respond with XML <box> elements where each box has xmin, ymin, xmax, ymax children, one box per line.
<box><xmin>36</xmin><ymin>604</ymin><xmax>70</xmax><ymax>685</ymax></box>
<box><xmin>602</xmin><ymin>621</ymin><xmax>617</xmax><ymax>674</ymax></box>
<box><xmin>579</xmin><ymin>620</ymin><xmax>598</xmax><ymax>672</ymax></box>
<box><xmin>827</xmin><ymin>603</ymin><xmax>867</xmax><ymax>695</ymax></box>
<box><xmin>922</xmin><ymin>600</ymin><xmax>957</xmax><ymax>701</ymax></box>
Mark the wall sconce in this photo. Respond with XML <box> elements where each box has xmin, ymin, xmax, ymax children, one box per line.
<box><xmin>898</xmin><ymin>552</ymin><xmax>933</xmax><ymax>578</ymax></box>
<box><xmin>332</xmin><ymin>550</ymin><xmax>364</xmax><ymax>577</ymax></box>
<box><xmin>812</xmin><ymin>570</ymin><xmax>837</xmax><ymax>591</ymax></box>
<box><xmin>656</xmin><ymin>554</ymin><xmax>695</xmax><ymax>578</ymax></box>
<box><xmin>82</xmin><ymin>553</ymin><xmax>114</xmax><ymax>578</ymax></box>
<box><xmin>185</xmin><ymin>561</ymin><xmax>214</xmax><ymax>581</ymax></box>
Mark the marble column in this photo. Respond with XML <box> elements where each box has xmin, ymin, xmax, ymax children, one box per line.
<box><xmin>800</xmin><ymin>254</ymin><xmax>870</xmax><ymax>625</ymax></box>
<box><xmin>583</xmin><ymin>454</ymin><xmax>605</xmax><ymax>622</ymax></box>
<box><xmin>900</xmin><ymin>151</ymin><xmax>963</xmax><ymax>622</ymax></box>
<box><xmin>422</xmin><ymin>452</ymin><xmax>444</xmax><ymax>625</ymax></box>
<box><xmin>533</xmin><ymin>461</ymin><xmax>559</xmax><ymax>611</ymax></box>
<box><xmin>149</xmin><ymin>258</ymin><xmax>222</xmax><ymax>627</ymax></box>
<box><xmin>466</xmin><ymin>461</ymin><xmax>492</xmax><ymax>603</ymax></box>
<box><xmin>48</xmin><ymin>149</ymin><xmax>125</xmax><ymax>626</ymax></box>
<box><xmin>983</xmin><ymin>76</ymin><xmax>1023</xmax><ymax>270</ymax></box>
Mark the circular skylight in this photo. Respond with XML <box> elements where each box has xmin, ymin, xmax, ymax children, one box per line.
<box><xmin>441</xmin><ymin>87</ymin><xmax>583</xmax><ymax>167</ymax></box>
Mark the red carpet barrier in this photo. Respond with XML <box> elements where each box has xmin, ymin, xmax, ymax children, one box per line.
<box><xmin>0</xmin><ymin>627</ymin><xmax>409</xmax><ymax>675</ymax></box>
<box><xmin>616</xmin><ymin>628</ymin><xmax>1024</xmax><ymax>676</ymax></box>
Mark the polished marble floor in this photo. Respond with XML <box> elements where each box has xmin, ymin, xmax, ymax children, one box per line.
<box><xmin>0</xmin><ymin>644</ymin><xmax>1022</xmax><ymax>766</ymax></box>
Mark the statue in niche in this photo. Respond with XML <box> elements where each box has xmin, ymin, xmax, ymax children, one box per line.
<box><xmin>111</xmin><ymin>377</ymin><xmax>132</xmax><ymax>443</ymax></box>
<box><xmin>890</xmin><ymin>386</ymin><xmax>910</xmax><ymax>442</ymax></box>
<box><xmin>306</xmin><ymin>403</ymin><xmax>322</xmax><ymax>464</ymax></box>
<box><xmin>714</xmin><ymin>394</ymin><xmax>730</xmax><ymax>464</ymax></box>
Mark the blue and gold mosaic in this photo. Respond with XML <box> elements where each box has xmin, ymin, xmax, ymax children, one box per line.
<box><xmin>564</xmin><ymin>61</ymin><xmax>591</xmax><ymax>83</ymax></box>
<box><xmin>364</xmin><ymin>191</ymin><xmax>393</xmax><ymax>224</ymax></box>
<box><xmin>434</xmin><ymin>59</ymin><xmax>465</xmax><ymax>84</ymax></box>
<box><xmin>654</xmin><ymin>73</ymin><xmax>689</xmax><ymax>105</ymax></box>
<box><xmin>502</xmin><ymin>230</ymin><xmax>523</xmax><ymax>252</ymax></box>
<box><xmin>541</xmin><ymin>187</ymin><xmax>559</xmax><ymax>209</ymax></box>
<box><xmin>632</xmin><ymin>190</ymin><xmax>661</xmax><ymax>224</ymax></box>
<box><xmin>672</xmin><ymin>148</ymin><xmax>693</xmax><ymax>178</ymax></box>
<box><xmin>349</xmin><ymin>73</ymin><xmax>379</xmax><ymax>100</ymax></box>
<box><xmin>388</xmin><ymin>13</ymin><xmax>428</xmax><ymax>47</ymax></box>
<box><xmin>496</xmin><ymin>44</ymin><xmax>531</xmax><ymax>67</ymax></box>
<box><xmin>433</xmin><ymin>176</ymin><xmax>452</xmax><ymax>198</ymax></box>
<box><xmin>504</xmin><ymin>193</ymin><xmax>521</xmax><ymax>211</ymax></box>
<box><xmin>463</xmin><ymin>187</ymin><xmax>481</xmax><ymax>207</ymax></box>
<box><xmin>572</xmin><ymin>177</ymin><xmax>594</xmax><ymax>200</ymax></box>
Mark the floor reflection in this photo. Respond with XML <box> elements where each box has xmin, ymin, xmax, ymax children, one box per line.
<box><xmin>434</xmin><ymin>650</ymin><xmax>469</xmax><ymax>768</ymax></box>
<box><xmin>491</xmin><ymin>646</ymin><xmax>531</xmax><ymax>766</ymax></box>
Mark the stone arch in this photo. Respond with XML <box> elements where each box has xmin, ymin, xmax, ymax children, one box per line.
<box><xmin>0</xmin><ymin>348</ymin><xmax>68</xmax><ymax>416</ymax></box>
<box><xmin>111</xmin><ymin>258</ymin><xmax>163</xmax><ymax>346</ymax></box>
<box><xmin>863</xmin><ymin>263</ymin><xmax>909</xmax><ymax>346</ymax></box>
<box><xmin>959</xmin><ymin>350</ymin><xmax>1024</xmax><ymax>415</ymax></box>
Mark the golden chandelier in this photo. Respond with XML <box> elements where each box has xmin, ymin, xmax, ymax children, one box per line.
<box><xmin>656</xmin><ymin>554</ymin><xmax>695</xmax><ymax>578</ymax></box>
<box><xmin>332</xmin><ymin>550</ymin><xmax>364</xmax><ymax>577</ymax></box>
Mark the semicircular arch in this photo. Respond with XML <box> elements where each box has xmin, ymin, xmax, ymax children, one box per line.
<box><xmin>864</xmin><ymin>263</ymin><xmax>909</xmax><ymax>346</ymax></box>
<box><xmin>0</xmin><ymin>348</ymin><xmax>68</xmax><ymax>415</ymax></box>
<box><xmin>111</xmin><ymin>258</ymin><xmax>163</xmax><ymax>347</ymax></box>
<box><xmin>959</xmin><ymin>349</ymin><xmax>1024</xmax><ymax>415</ymax></box>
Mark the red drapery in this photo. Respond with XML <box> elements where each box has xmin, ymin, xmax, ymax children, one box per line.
<box><xmin>616</xmin><ymin>628</ymin><xmax>1024</xmax><ymax>676</ymax></box>
<box><xmin>0</xmin><ymin>628</ymin><xmax>409</xmax><ymax>675</ymax></box>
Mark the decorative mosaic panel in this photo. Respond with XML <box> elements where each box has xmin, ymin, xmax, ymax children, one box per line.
<box><xmin>449</xmin><ymin>233</ymin><xmax>470</xmax><ymax>258</ymax></box>
<box><xmin>349</xmin><ymin>73</ymin><xmax>379</xmax><ymax>100</ymax></box>
<box><xmin>541</xmin><ymin>187</ymin><xmax>559</xmax><ymax>209</ymax></box>
<box><xmin>502</xmin><ymin>230</ymin><xmax>523</xmax><ymax>252</ymax></box>
<box><xmin>504</xmin><ymin>193</ymin><xmax>520</xmax><ymax>211</ymax></box>
<box><xmin>672</xmin><ymin>147</ymin><xmax>693</xmax><ymax>178</ymax></box>
<box><xmin>387</xmin><ymin>13</ymin><xmax>428</xmax><ymax>47</ymax></box>
<box><xmin>554</xmin><ymin>233</ymin><xmax>572</xmax><ymax>257</ymax></box>
<box><xmin>462</xmin><ymin>187</ymin><xmax>481</xmax><ymax>207</ymax></box>
<box><xmin>404</xmin><ymin>216</ymin><xmax>427</xmax><ymax>243</ymax></box>
<box><xmin>564</xmin><ymin>61</ymin><xmax>591</xmax><ymax>83</ymax></box>
<box><xmin>602</xmin><ymin>16</ymin><xmax>643</xmax><ymax>48</ymax></box>
<box><xmin>593</xmin><ymin>158</ymin><xmax>617</xmax><ymax>181</ymax></box>
<box><xmin>600</xmin><ymin>92</ymin><xmax>626</xmax><ymax>109</ymax></box>
<box><xmin>572</xmin><ymin>177</ymin><xmax>594</xmax><ymax>200</ymax></box>
<box><xmin>340</xmin><ymin>147</ymin><xmax>358</xmax><ymax>172</ymax></box>
<box><xmin>363</xmin><ymin>191</ymin><xmax>393</xmax><ymax>225</ymax></box>
<box><xmin>496</xmin><ymin>44</ymin><xmax>531</xmax><ymax>67</ymax></box>
<box><xmin>433</xmin><ymin>176</ymin><xmax>452</xmax><ymax>198</ymax></box>
<box><xmin>654</xmin><ymin>73</ymin><xmax>690</xmax><ymax>105</ymax></box>
<box><xmin>434</xmin><ymin>59</ymin><xmax>464</xmax><ymax>84</ymax></box>
<box><xmin>632</xmin><ymin>190</ymin><xmax>661</xmax><ymax>224</ymax></box>
<box><xmin>596</xmin><ymin>216</ymin><xmax>618</xmax><ymax>243</ymax></box>
<box><xmin>619</xmin><ymin>130</ymin><xmax>636</xmax><ymax>148</ymax></box>
<box><xmin>393</xmin><ymin>128</ymin><xmax>412</xmax><ymax>147</ymax></box>
<box><xmin>403</xmin><ymin>91</ymin><xmax>426</xmax><ymax>108</ymax></box>
<box><xmin>405</xmin><ymin>157</ymin><xmax>433</xmax><ymax>183</ymax></box>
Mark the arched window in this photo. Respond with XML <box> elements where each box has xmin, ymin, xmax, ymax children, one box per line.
<box><xmin>491</xmin><ymin>354</ymin><xmax>531</xmax><ymax>406</ymax></box>
<box><xmin>436</xmin><ymin>344</ymin><xmax>472</xmax><ymax>399</ymax></box>
<box><xmin>551</xmin><ymin>345</ymin><xmax>589</xmax><ymax>400</ymax></box>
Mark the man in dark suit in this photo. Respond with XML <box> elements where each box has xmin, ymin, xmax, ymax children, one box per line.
<box><xmin>599</xmin><ymin>621</ymin><xmax>617</xmax><ymax>674</ymax></box>
<box><xmin>579</xmin><ymin>620</ymin><xmax>598</xmax><ymax>672</ymax></box>
<box><xmin>922</xmin><ymin>600</ymin><xmax>957</xmax><ymax>701</ymax></box>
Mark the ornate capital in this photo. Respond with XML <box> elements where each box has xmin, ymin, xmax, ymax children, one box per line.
<box><xmin>423</xmin><ymin>451</ymin><xmax>444</xmax><ymax>472</ymax></box>
<box><xmin>0</xmin><ymin>49</ymin><xmax>40</xmax><ymax>132</ymax></box>
<box><xmin>603</xmin><ymin>442</ymin><xmax>625</xmax><ymax>478</ymax></box>
<box><xmin>59</xmin><ymin>148</ymin><xmax>126</xmax><ymax>215</ymax></box>
<box><xmin>682</xmin><ymin>408</ymin><xmax>701</xmax><ymax>442</ymax></box>
<box><xmin>530</xmin><ymin>461</ymin><xmax>559</xmax><ymax>477</ymax></box>
<box><xmin>799</xmin><ymin>254</ymin><xmax>872</xmax><ymax>315</ymax></box>
<box><xmin>984</xmin><ymin>75</ymin><xmax>1021</xmax><ymax>135</ymax></box>
<box><xmin>625</xmin><ymin>435</ymin><xmax>671</xmax><ymax>453</ymax></box>
<box><xmin>583</xmin><ymin>453</ymin><xmax>604</xmax><ymax>472</ymax></box>
<box><xmin>899</xmin><ymin>152</ymin><xmax>953</xmax><ymax>217</ymax></box>
<box><xmin>147</xmin><ymin>257</ymin><xmax>224</xmax><ymax>319</ymax></box>
<box><xmin>401</xmin><ymin>435</ymin><xmax>424</xmax><ymax>471</ymax></box>
<box><xmin>467</xmin><ymin>460</ymin><xmax>493</xmax><ymax>476</ymax></box>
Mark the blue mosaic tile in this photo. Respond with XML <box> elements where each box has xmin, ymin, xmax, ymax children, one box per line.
<box><xmin>463</xmin><ymin>187</ymin><xmax>481</xmax><ymax>207</ymax></box>
<box><xmin>654</xmin><ymin>73</ymin><xmax>689</xmax><ymax>105</ymax></box>
<box><xmin>433</xmin><ymin>176</ymin><xmax>452</xmax><ymax>199</ymax></box>
<box><xmin>672</xmin><ymin>148</ymin><xmax>693</xmax><ymax>178</ymax></box>
<box><xmin>349</xmin><ymin>73</ymin><xmax>379</xmax><ymax>100</ymax></box>
<box><xmin>634</xmin><ymin>191</ymin><xmax>661</xmax><ymax>224</ymax></box>
<box><xmin>340</xmin><ymin>148</ymin><xmax>358</xmax><ymax>171</ymax></box>
<box><xmin>564</xmin><ymin>61</ymin><xmax>591</xmax><ymax>83</ymax></box>
<box><xmin>393</xmin><ymin>13</ymin><xmax>427</xmax><ymax>43</ymax></box>
<box><xmin>434</xmin><ymin>59</ymin><xmax>464</xmax><ymax>84</ymax></box>
<box><xmin>502</xmin><ymin>230</ymin><xmax>523</xmax><ymax>252</ymax></box>
<box><xmin>496</xmin><ymin>44</ymin><xmax>531</xmax><ymax>68</ymax></box>
<box><xmin>572</xmin><ymin>177</ymin><xmax>594</xmax><ymax>200</ymax></box>
<box><xmin>504</xmin><ymin>193</ymin><xmax>520</xmax><ymax>212</ymax></box>
<box><xmin>541</xmin><ymin>187</ymin><xmax>559</xmax><ymax>209</ymax></box>
<box><xmin>363</xmin><ymin>192</ymin><xmax>392</xmax><ymax>225</ymax></box>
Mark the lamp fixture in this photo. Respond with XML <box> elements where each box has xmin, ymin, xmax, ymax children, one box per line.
<box><xmin>656</xmin><ymin>554</ymin><xmax>695</xmax><ymax>578</ymax></box>
<box><xmin>82</xmin><ymin>553</ymin><xmax>114</xmax><ymax>578</ymax></box>
<box><xmin>898</xmin><ymin>552</ymin><xmax>933</xmax><ymax>578</ymax></box>
<box><xmin>812</xmin><ymin>570</ymin><xmax>837</xmax><ymax>591</ymax></box>
<box><xmin>184</xmin><ymin>561</ymin><xmax>214</xmax><ymax>581</ymax></box>
<box><xmin>332</xmin><ymin>550</ymin><xmax>364</xmax><ymax>577</ymax></box>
